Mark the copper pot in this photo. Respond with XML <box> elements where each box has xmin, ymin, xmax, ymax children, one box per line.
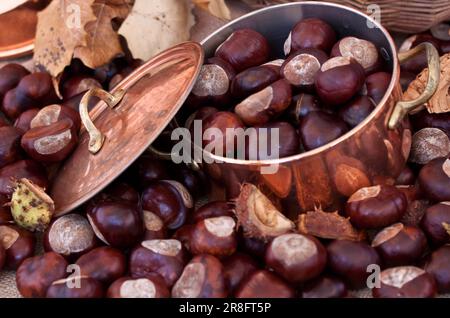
<box><xmin>199</xmin><ymin>2</ymin><xmax>440</xmax><ymax>217</ymax></box>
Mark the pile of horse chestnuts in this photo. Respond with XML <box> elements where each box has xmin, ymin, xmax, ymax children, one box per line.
<box><xmin>0</xmin><ymin>17</ymin><xmax>449</xmax><ymax>299</ymax></box>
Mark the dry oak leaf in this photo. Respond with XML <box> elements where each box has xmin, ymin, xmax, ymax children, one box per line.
<box><xmin>192</xmin><ymin>0</ymin><xmax>231</xmax><ymax>20</ymax></box>
<box><xmin>118</xmin><ymin>0</ymin><xmax>195</xmax><ymax>62</ymax></box>
<box><xmin>298</xmin><ymin>208</ymin><xmax>367</xmax><ymax>241</ymax></box>
<box><xmin>73</xmin><ymin>0</ymin><xmax>134</xmax><ymax>69</ymax></box>
<box><xmin>403</xmin><ymin>53</ymin><xmax>450</xmax><ymax>114</ymax></box>
<box><xmin>33</xmin><ymin>0</ymin><xmax>97</xmax><ymax>77</ymax></box>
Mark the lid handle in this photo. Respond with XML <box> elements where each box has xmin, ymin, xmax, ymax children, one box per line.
<box><xmin>80</xmin><ymin>88</ymin><xmax>126</xmax><ymax>154</ymax></box>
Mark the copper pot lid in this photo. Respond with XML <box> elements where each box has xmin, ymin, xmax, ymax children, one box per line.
<box><xmin>51</xmin><ymin>42</ymin><xmax>204</xmax><ymax>216</ymax></box>
<box><xmin>0</xmin><ymin>1</ymin><xmax>50</xmax><ymax>60</ymax></box>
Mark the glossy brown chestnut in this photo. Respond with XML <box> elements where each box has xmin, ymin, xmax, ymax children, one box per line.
<box><xmin>0</xmin><ymin>160</ymin><xmax>48</xmax><ymax>198</ymax></box>
<box><xmin>365</xmin><ymin>72</ymin><xmax>391</xmax><ymax>104</ymax></box>
<box><xmin>287</xmin><ymin>93</ymin><xmax>321</xmax><ymax>124</ymax></box>
<box><xmin>0</xmin><ymin>225</ymin><xmax>36</xmax><ymax>269</ymax></box>
<box><xmin>372</xmin><ymin>223</ymin><xmax>427</xmax><ymax>266</ymax></box>
<box><xmin>132</xmin><ymin>156</ymin><xmax>169</xmax><ymax>189</ymax></box>
<box><xmin>396</xmin><ymin>166</ymin><xmax>416</xmax><ymax>185</ymax></box>
<box><xmin>62</xmin><ymin>75</ymin><xmax>102</xmax><ymax>100</ymax></box>
<box><xmin>30</xmin><ymin>104</ymin><xmax>81</xmax><ymax>132</ymax></box>
<box><xmin>190</xmin><ymin>201</ymin><xmax>233</xmax><ymax>223</ymax></box>
<box><xmin>400</xmin><ymin>34</ymin><xmax>441</xmax><ymax>74</ymax></box>
<box><xmin>372</xmin><ymin>266</ymin><xmax>437</xmax><ymax>298</ymax></box>
<box><xmin>172</xmin><ymin>224</ymin><xmax>194</xmax><ymax>251</ymax></box>
<box><xmin>327</xmin><ymin>240</ymin><xmax>381</xmax><ymax>289</ymax></box>
<box><xmin>315</xmin><ymin>57</ymin><xmax>365</xmax><ymax>106</ymax></box>
<box><xmin>16</xmin><ymin>72</ymin><xmax>57</xmax><ymax>105</ymax></box>
<box><xmin>190</xmin><ymin>216</ymin><xmax>237</xmax><ymax>257</ymax></box>
<box><xmin>299</xmin><ymin>111</ymin><xmax>349</xmax><ymax>151</ymax></box>
<box><xmin>170</xmin><ymin>164</ymin><xmax>208</xmax><ymax>200</ymax></box>
<box><xmin>338</xmin><ymin>95</ymin><xmax>375</xmax><ymax>128</ymax></box>
<box><xmin>281</xmin><ymin>48</ymin><xmax>328</xmax><ymax>89</ymax></box>
<box><xmin>21</xmin><ymin>118</ymin><xmax>78</xmax><ymax>163</ymax></box>
<box><xmin>284</xmin><ymin>18</ymin><xmax>336</xmax><ymax>55</ymax></box>
<box><xmin>331</xmin><ymin>37</ymin><xmax>380</xmax><ymax>73</ymax></box>
<box><xmin>87</xmin><ymin>201</ymin><xmax>143</xmax><ymax>249</ymax></box>
<box><xmin>418</xmin><ymin>157</ymin><xmax>450</xmax><ymax>202</ymax></box>
<box><xmin>424</xmin><ymin>245</ymin><xmax>450</xmax><ymax>293</ymax></box>
<box><xmin>215</xmin><ymin>29</ymin><xmax>270</xmax><ymax>72</ymax></box>
<box><xmin>0</xmin><ymin>64</ymin><xmax>30</xmax><ymax>97</ymax></box>
<box><xmin>235</xmin><ymin>270</ymin><xmax>295</xmax><ymax>298</ymax></box>
<box><xmin>201</xmin><ymin>111</ymin><xmax>245</xmax><ymax>158</ymax></box>
<box><xmin>16</xmin><ymin>252</ymin><xmax>68</xmax><ymax>298</ymax></box>
<box><xmin>129</xmin><ymin>239</ymin><xmax>186</xmax><ymax>287</ymax></box>
<box><xmin>0</xmin><ymin>244</ymin><xmax>4</xmax><ymax>270</ymax></box>
<box><xmin>172</xmin><ymin>254</ymin><xmax>228</xmax><ymax>298</ymax></box>
<box><xmin>420</xmin><ymin>202</ymin><xmax>450</xmax><ymax>245</ymax></box>
<box><xmin>265</xmin><ymin>233</ymin><xmax>327</xmax><ymax>283</ymax></box>
<box><xmin>2</xmin><ymin>88</ymin><xmax>36</xmax><ymax>120</ymax></box>
<box><xmin>14</xmin><ymin>108</ymin><xmax>39</xmax><ymax>133</ymax></box>
<box><xmin>142</xmin><ymin>210</ymin><xmax>167</xmax><ymax>240</ymax></box>
<box><xmin>223</xmin><ymin>253</ymin><xmax>258</xmax><ymax>294</ymax></box>
<box><xmin>235</xmin><ymin>79</ymin><xmax>292</xmax><ymax>126</ymax></box>
<box><xmin>141</xmin><ymin>180</ymin><xmax>193</xmax><ymax>230</ymax></box>
<box><xmin>107</xmin><ymin>275</ymin><xmax>170</xmax><ymax>298</ymax></box>
<box><xmin>43</xmin><ymin>214</ymin><xmax>97</xmax><ymax>260</ymax></box>
<box><xmin>301</xmin><ymin>275</ymin><xmax>348</xmax><ymax>298</ymax></box>
<box><xmin>189</xmin><ymin>57</ymin><xmax>235</xmax><ymax>107</ymax></box>
<box><xmin>75</xmin><ymin>246</ymin><xmax>126</xmax><ymax>285</ymax></box>
<box><xmin>239</xmin><ymin>236</ymin><xmax>268</xmax><ymax>261</ymax></box>
<box><xmin>246</xmin><ymin>121</ymin><xmax>300</xmax><ymax>160</ymax></box>
<box><xmin>46</xmin><ymin>276</ymin><xmax>103</xmax><ymax>298</ymax></box>
<box><xmin>410</xmin><ymin>110</ymin><xmax>450</xmax><ymax>139</ymax></box>
<box><xmin>231</xmin><ymin>65</ymin><xmax>279</xmax><ymax>99</ymax></box>
<box><xmin>0</xmin><ymin>126</ymin><xmax>22</xmax><ymax>169</ymax></box>
<box><xmin>346</xmin><ymin>185</ymin><xmax>408</xmax><ymax>229</ymax></box>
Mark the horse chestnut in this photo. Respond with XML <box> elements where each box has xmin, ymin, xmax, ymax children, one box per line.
<box><xmin>418</xmin><ymin>157</ymin><xmax>450</xmax><ymax>202</ymax></box>
<box><xmin>172</xmin><ymin>254</ymin><xmax>228</xmax><ymax>298</ymax></box>
<box><xmin>327</xmin><ymin>239</ymin><xmax>381</xmax><ymax>289</ymax></box>
<box><xmin>338</xmin><ymin>95</ymin><xmax>375</xmax><ymax>128</ymax></box>
<box><xmin>107</xmin><ymin>275</ymin><xmax>170</xmax><ymax>298</ymax></box>
<box><xmin>315</xmin><ymin>57</ymin><xmax>365</xmax><ymax>106</ymax></box>
<box><xmin>223</xmin><ymin>253</ymin><xmax>258</xmax><ymax>294</ymax></box>
<box><xmin>346</xmin><ymin>185</ymin><xmax>408</xmax><ymax>229</ymax></box>
<box><xmin>301</xmin><ymin>275</ymin><xmax>348</xmax><ymax>298</ymax></box>
<box><xmin>420</xmin><ymin>202</ymin><xmax>450</xmax><ymax>245</ymax></box>
<box><xmin>0</xmin><ymin>160</ymin><xmax>48</xmax><ymax>198</ymax></box>
<box><xmin>87</xmin><ymin>201</ymin><xmax>143</xmax><ymax>249</ymax></box>
<box><xmin>365</xmin><ymin>72</ymin><xmax>391</xmax><ymax>104</ymax></box>
<box><xmin>231</xmin><ymin>65</ymin><xmax>279</xmax><ymax>99</ymax></box>
<box><xmin>234</xmin><ymin>79</ymin><xmax>292</xmax><ymax>126</ymax></box>
<box><xmin>75</xmin><ymin>246</ymin><xmax>126</xmax><ymax>285</ymax></box>
<box><xmin>424</xmin><ymin>245</ymin><xmax>450</xmax><ymax>293</ymax></box>
<box><xmin>141</xmin><ymin>180</ymin><xmax>193</xmax><ymax>230</ymax></box>
<box><xmin>0</xmin><ymin>225</ymin><xmax>35</xmax><ymax>269</ymax></box>
<box><xmin>16</xmin><ymin>252</ymin><xmax>68</xmax><ymax>298</ymax></box>
<box><xmin>142</xmin><ymin>210</ymin><xmax>167</xmax><ymax>240</ymax></box>
<box><xmin>0</xmin><ymin>126</ymin><xmax>22</xmax><ymax>169</ymax></box>
<box><xmin>190</xmin><ymin>201</ymin><xmax>233</xmax><ymax>223</ymax></box>
<box><xmin>14</xmin><ymin>108</ymin><xmax>40</xmax><ymax>133</ymax></box>
<box><xmin>265</xmin><ymin>233</ymin><xmax>326</xmax><ymax>283</ymax></box>
<box><xmin>215</xmin><ymin>29</ymin><xmax>270</xmax><ymax>72</ymax></box>
<box><xmin>30</xmin><ymin>104</ymin><xmax>81</xmax><ymax>132</ymax></box>
<box><xmin>46</xmin><ymin>276</ymin><xmax>103</xmax><ymax>298</ymax></box>
<box><xmin>371</xmin><ymin>223</ymin><xmax>427</xmax><ymax>266</ymax></box>
<box><xmin>284</xmin><ymin>18</ymin><xmax>336</xmax><ymax>55</ymax></box>
<box><xmin>287</xmin><ymin>93</ymin><xmax>321</xmax><ymax>124</ymax></box>
<box><xmin>331</xmin><ymin>37</ymin><xmax>380</xmax><ymax>73</ymax></box>
<box><xmin>299</xmin><ymin>111</ymin><xmax>349</xmax><ymax>150</ymax></box>
<box><xmin>0</xmin><ymin>64</ymin><xmax>30</xmax><ymax>97</ymax></box>
<box><xmin>235</xmin><ymin>270</ymin><xmax>295</xmax><ymax>298</ymax></box>
<box><xmin>62</xmin><ymin>75</ymin><xmax>102</xmax><ymax>100</ymax></box>
<box><xmin>373</xmin><ymin>266</ymin><xmax>437</xmax><ymax>298</ymax></box>
<box><xmin>129</xmin><ymin>239</ymin><xmax>186</xmax><ymax>287</ymax></box>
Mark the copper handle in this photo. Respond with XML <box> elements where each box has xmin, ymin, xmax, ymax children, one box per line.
<box><xmin>388</xmin><ymin>42</ymin><xmax>440</xmax><ymax>129</ymax></box>
<box><xmin>80</xmin><ymin>88</ymin><xmax>126</xmax><ymax>154</ymax></box>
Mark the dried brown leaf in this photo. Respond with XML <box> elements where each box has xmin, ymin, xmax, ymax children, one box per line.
<box><xmin>33</xmin><ymin>0</ymin><xmax>97</xmax><ymax>77</ymax></box>
<box><xmin>298</xmin><ymin>208</ymin><xmax>367</xmax><ymax>241</ymax></box>
<box><xmin>74</xmin><ymin>0</ymin><xmax>133</xmax><ymax>68</ymax></box>
<box><xmin>404</xmin><ymin>53</ymin><xmax>450</xmax><ymax>114</ymax></box>
<box><xmin>192</xmin><ymin>0</ymin><xmax>231</xmax><ymax>20</ymax></box>
<box><xmin>118</xmin><ymin>0</ymin><xmax>195</xmax><ymax>62</ymax></box>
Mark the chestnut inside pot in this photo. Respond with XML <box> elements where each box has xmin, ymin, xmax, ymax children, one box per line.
<box><xmin>197</xmin><ymin>2</ymin><xmax>440</xmax><ymax>214</ymax></box>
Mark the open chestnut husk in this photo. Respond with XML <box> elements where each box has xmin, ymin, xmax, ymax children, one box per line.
<box><xmin>372</xmin><ymin>266</ymin><xmax>437</xmax><ymax>298</ymax></box>
<box><xmin>265</xmin><ymin>233</ymin><xmax>327</xmax><ymax>283</ymax></box>
<box><xmin>107</xmin><ymin>275</ymin><xmax>170</xmax><ymax>298</ymax></box>
<box><xmin>129</xmin><ymin>239</ymin><xmax>187</xmax><ymax>287</ymax></box>
<box><xmin>172</xmin><ymin>254</ymin><xmax>228</xmax><ymax>298</ymax></box>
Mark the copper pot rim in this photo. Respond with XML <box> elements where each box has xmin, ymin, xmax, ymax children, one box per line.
<box><xmin>199</xmin><ymin>1</ymin><xmax>401</xmax><ymax>166</ymax></box>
